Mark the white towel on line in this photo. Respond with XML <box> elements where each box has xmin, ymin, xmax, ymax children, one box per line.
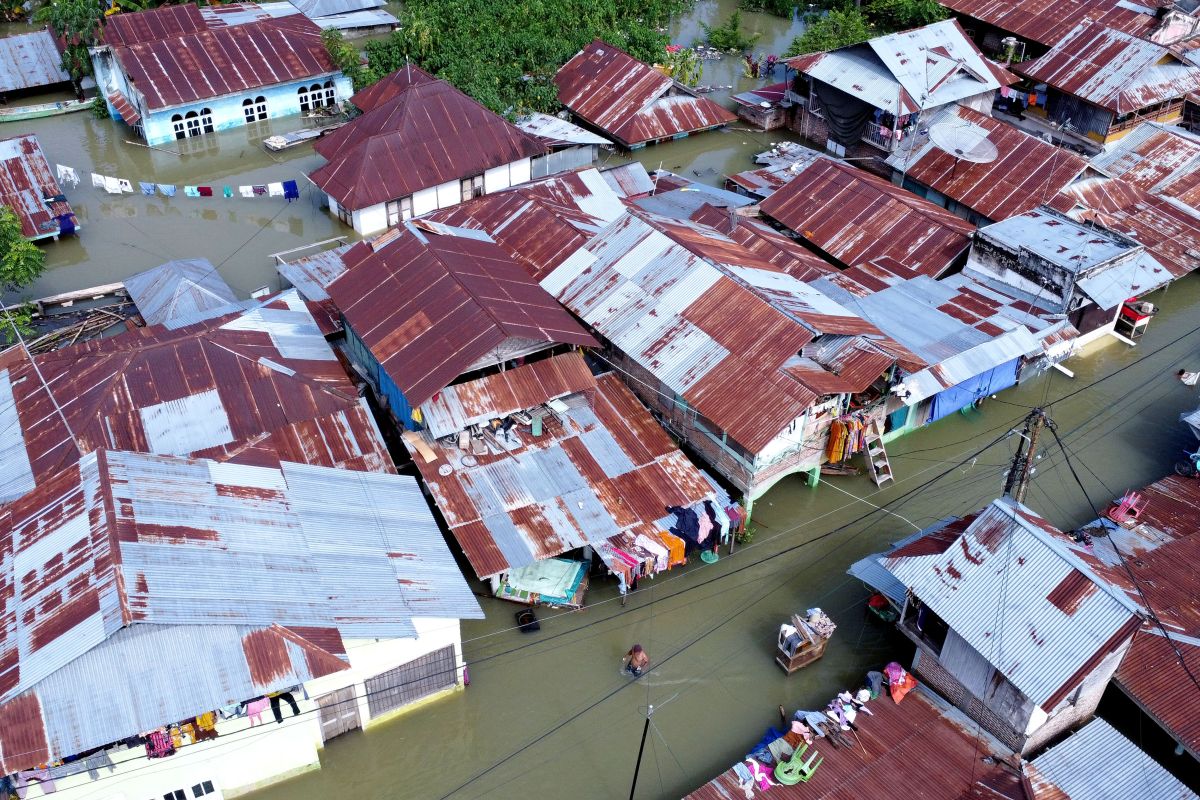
<box><xmin>118</xmin><ymin>179</ymin><xmax>135</xmax><ymax>193</ymax></box>
<box><xmin>267</xmin><ymin>182</ymin><xmax>284</xmax><ymax>197</ymax></box>
<box><xmin>239</xmin><ymin>185</ymin><xmax>254</xmax><ymax>198</ymax></box>
<box><xmin>91</xmin><ymin>172</ymin><xmax>105</xmax><ymax>189</ymax></box>
<box><xmin>103</xmin><ymin>176</ymin><xmax>123</xmax><ymax>194</ymax></box>
<box><xmin>57</xmin><ymin>164</ymin><xmax>79</xmax><ymax>187</ymax></box>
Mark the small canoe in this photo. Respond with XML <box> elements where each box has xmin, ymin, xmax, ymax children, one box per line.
<box><xmin>0</xmin><ymin>99</ymin><xmax>90</xmax><ymax>123</ymax></box>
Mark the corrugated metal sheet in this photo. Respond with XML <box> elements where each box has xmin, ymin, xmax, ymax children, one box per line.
<box><xmin>348</xmin><ymin>64</ymin><xmax>436</xmax><ymax>111</ymax></box>
<box><xmin>123</xmin><ymin>258</ymin><xmax>238</xmax><ymax>328</ymax></box>
<box><xmin>311</xmin><ymin>77</ymin><xmax>545</xmax><ymax>210</ymax></box>
<box><xmin>786</xmin><ymin>19</ymin><xmax>1014</xmax><ymax>115</ymax></box>
<box><xmin>1089</xmin><ymin>122</ymin><xmax>1200</xmax><ymax>203</ymax></box>
<box><xmin>0</xmin><ymin>290</ymin><xmax>363</xmax><ymax>504</ymax></box>
<box><xmin>107</xmin><ymin>89</ymin><xmax>141</xmax><ymax>125</ymax></box>
<box><xmin>887</xmin><ymin>105</ymin><xmax>1088</xmax><ymax>222</ymax></box>
<box><xmin>726</xmin><ymin>141</ymin><xmax>827</xmax><ymax>201</ymax></box>
<box><xmin>1016</xmin><ymin>22</ymin><xmax>1200</xmax><ymax>113</ymax></box>
<box><xmin>885</xmin><ymin>497</ymin><xmax>1139</xmax><ymax>706</ymax></box>
<box><xmin>276</xmin><ymin>243</ymin><xmax>353</xmax><ymax>301</ymax></box>
<box><xmin>974</xmin><ymin>207</ymin><xmax>1136</xmax><ymax>273</ymax></box>
<box><xmin>0</xmin><ymin>134</ymin><xmax>71</xmax><ymax>240</ymax></box>
<box><xmin>288</xmin><ymin>0</ymin><xmax>383</xmax><ymax>17</ymax></box>
<box><xmin>760</xmin><ymin>158</ymin><xmax>973</xmax><ymax>278</ymax></box>
<box><xmin>199</xmin><ymin>2</ymin><xmax>301</xmax><ymax>28</ymax></box>
<box><xmin>1026</xmin><ymin>718</ymin><xmax>1198</xmax><ymax>799</ymax></box>
<box><xmin>554</xmin><ymin>39</ymin><xmax>735</xmax><ymax>147</ymax></box>
<box><xmin>407</xmin><ymin>366</ymin><xmax>713</xmax><ymax>578</ymax></box>
<box><xmin>103</xmin><ymin>3</ymin><xmax>208</xmax><ymax>47</ymax></box>
<box><xmin>0</xmin><ymin>29</ymin><xmax>70</xmax><ymax>92</ymax></box>
<box><xmin>686</xmin><ymin>687</ymin><xmax>1025</xmax><ymax>800</ymax></box>
<box><xmin>515</xmin><ymin>111</ymin><xmax>612</xmax><ymax>147</ymax></box>
<box><xmin>690</xmin><ymin>204</ymin><xmax>835</xmax><ymax>282</ymax></box>
<box><xmin>938</xmin><ymin>0</ymin><xmax>1159</xmax><ymax>49</ymax></box>
<box><xmin>328</xmin><ymin>225</ymin><xmax>595</xmax><ymax>409</ymax></box>
<box><xmin>0</xmin><ymin>445</ymin><xmax>478</xmax><ymax>774</ymax></box>
<box><xmin>111</xmin><ymin>12</ymin><xmax>339</xmax><ymax>110</ymax></box>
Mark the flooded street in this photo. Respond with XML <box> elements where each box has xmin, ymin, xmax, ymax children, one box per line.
<box><xmin>4</xmin><ymin>1</ymin><xmax>1199</xmax><ymax>797</ymax></box>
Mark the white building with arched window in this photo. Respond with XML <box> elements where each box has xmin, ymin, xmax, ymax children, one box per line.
<box><xmin>90</xmin><ymin>4</ymin><xmax>351</xmax><ymax>146</ymax></box>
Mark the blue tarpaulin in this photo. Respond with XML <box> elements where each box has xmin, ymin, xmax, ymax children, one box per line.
<box><xmin>928</xmin><ymin>358</ymin><xmax>1020</xmax><ymax>423</ymax></box>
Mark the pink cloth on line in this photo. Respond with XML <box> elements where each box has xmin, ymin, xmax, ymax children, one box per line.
<box><xmin>246</xmin><ymin>697</ymin><xmax>270</xmax><ymax>725</ymax></box>
<box><xmin>697</xmin><ymin>511</ymin><xmax>713</xmax><ymax>544</ymax></box>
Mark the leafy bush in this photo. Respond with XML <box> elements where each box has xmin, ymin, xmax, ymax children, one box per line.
<box><xmin>661</xmin><ymin>45</ymin><xmax>702</xmax><ymax>86</ymax></box>
<box><xmin>90</xmin><ymin>94</ymin><xmax>108</xmax><ymax>119</ymax></box>
<box><xmin>864</xmin><ymin>0</ymin><xmax>946</xmax><ymax>31</ymax></box>
<box><xmin>702</xmin><ymin>10</ymin><xmax>761</xmax><ymax>51</ymax></box>
<box><xmin>34</xmin><ymin>0</ymin><xmax>103</xmax><ymax>81</ymax></box>
<box><xmin>785</xmin><ymin>7</ymin><xmax>872</xmax><ymax>55</ymax></box>
<box><xmin>0</xmin><ymin>206</ymin><xmax>46</xmax><ymax>292</ymax></box>
<box><xmin>739</xmin><ymin>0</ymin><xmax>797</xmax><ymax>17</ymax></box>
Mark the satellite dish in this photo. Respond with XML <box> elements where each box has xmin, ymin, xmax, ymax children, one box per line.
<box><xmin>928</xmin><ymin>121</ymin><xmax>999</xmax><ymax>163</ymax></box>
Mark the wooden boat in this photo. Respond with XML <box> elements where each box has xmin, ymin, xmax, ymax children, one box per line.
<box><xmin>820</xmin><ymin>463</ymin><xmax>859</xmax><ymax>477</ymax></box>
<box><xmin>0</xmin><ymin>99</ymin><xmax>90</xmax><ymax>123</ymax></box>
<box><xmin>263</xmin><ymin>121</ymin><xmax>347</xmax><ymax>151</ymax></box>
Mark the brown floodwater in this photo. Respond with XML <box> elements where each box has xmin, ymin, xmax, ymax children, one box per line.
<box><xmin>5</xmin><ymin>2</ymin><xmax>1199</xmax><ymax>797</ymax></box>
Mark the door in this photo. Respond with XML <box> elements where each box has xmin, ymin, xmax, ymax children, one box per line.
<box><xmin>316</xmin><ymin>686</ymin><xmax>361</xmax><ymax>742</ymax></box>
<box><xmin>364</xmin><ymin>645</ymin><xmax>458</xmax><ymax>719</ymax></box>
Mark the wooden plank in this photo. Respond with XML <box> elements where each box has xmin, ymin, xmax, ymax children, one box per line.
<box><xmin>402</xmin><ymin>430</ymin><xmax>438</xmax><ymax>463</ymax></box>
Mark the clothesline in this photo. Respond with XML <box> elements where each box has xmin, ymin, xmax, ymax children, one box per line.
<box><xmin>56</xmin><ymin>163</ymin><xmax>302</xmax><ymax>202</ymax></box>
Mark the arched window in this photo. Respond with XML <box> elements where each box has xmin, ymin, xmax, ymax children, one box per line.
<box><xmin>309</xmin><ymin>82</ymin><xmax>323</xmax><ymax>109</ymax></box>
<box><xmin>171</xmin><ymin>113</ymin><xmax>185</xmax><ymax>140</ymax></box>
<box><xmin>242</xmin><ymin>98</ymin><xmax>256</xmax><ymax>124</ymax></box>
<box><xmin>253</xmin><ymin>95</ymin><xmax>267</xmax><ymax>121</ymax></box>
<box><xmin>323</xmin><ymin>79</ymin><xmax>335</xmax><ymax>107</ymax></box>
<box><xmin>185</xmin><ymin>110</ymin><xmax>201</xmax><ymax>138</ymax></box>
<box><xmin>298</xmin><ymin>85</ymin><xmax>310</xmax><ymax>113</ymax></box>
<box><xmin>200</xmin><ymin>107</ymin><xmax>214</xmax><ymax>134</ymax></box>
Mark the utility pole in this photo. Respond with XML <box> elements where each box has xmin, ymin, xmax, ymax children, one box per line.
<box><xmin>628</xmin><ymin>704</ymin><xmax>654</xmax><ymax>800</ymax></box>
<box><xmin>1004</xmin><ymin>408</ymin><xmax>1048</xmax><ymax>503</ymax></box>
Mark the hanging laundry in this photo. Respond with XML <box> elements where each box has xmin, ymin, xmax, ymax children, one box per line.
<box><xmin>56</xmin><ymin>214</ymin><xmax>76</xmax><ymax>235</ymax></box>
<box><xmin>283</xmin><ymin>179</ymin><xmax>299</xmax><ymax>201</ymax></box>
<box><xmin>118</xmin><ymin>179</ymin><xmax>134</xmax><ymax>193</ymax></box>
<box><xmin>184</xmin><ymin>186</ymin><xmax>201</xmax><ymax>198</ymax></box>
<box><xmin>696</xmin><ymin>508</ymin><xmax>713</xmax><ymax>544</ymax></box>
<box><xmin>198</xmin><ymin>186</ymin><xmax>213</xmax><ymax>197</ymax></box>
<box><xmin>56</xmin><ymin>164</ymin><xmax>79</xmax><ymax>187</ymax></box>
<box><xmin>252</xmin><ymin>185</ymin><xmax>267</xmax><ymax>196</ymax></box>
<box><xmin>103</xmin><ymin>176</ymin><xmax>123</xmax><ymax>194</ymax></box>
<box><xmin>91</xmin><ymin>172</ymin><xmax>105</xmax><ymax>189</ymax></box>
<box><xmin>223</xmin><ymin>186</ymin><xmax>233</xmax><ymax>198</ymax></box>
<box><xmin>267</xmin><ymin>181</ymin><xmax>284</xmax><ymax>197</ymax></box>
<box><xmin>158</xmin><ymin>184</ymin><xmax>176</xmax><ymax>197</ymax></box>
<box><xmin>139</xmin><ymin>182</ymin><xmax>155</xmax><ymax>196</ymax></box>
<box><xmin>239</xmin><ymin>185</ymin><xmax>254</xmax><ymax>198</ymax></box>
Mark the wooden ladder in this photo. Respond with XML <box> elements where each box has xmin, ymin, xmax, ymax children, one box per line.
<box><xmin>863</xmin><ymin>419</ymin><xmax>894</xmax><ymax>487</ymax></box>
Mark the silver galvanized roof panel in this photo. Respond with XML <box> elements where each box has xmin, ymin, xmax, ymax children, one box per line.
<box><xmin>122</xmin><ymin>258</ymin><xmax>239</xmax><ymax>328</ymax></box>
<box><xmin>1075</xmin><ymin>251</ymin><xmax>1172</xmax><ymax>310</ymax></box>
<box><xmin>515</xmin><ymin>111</ymin><xmax>612</xmax><ymax>146</ymax></box>
<box><xmin>276</xmin><ymin>244</ymin><xmax>353</xmax><ymax>302</ymax></box>
<box><xmin>288</xmin><ymin>0</ymin><xmax>383</xmax><ymax>17</ymax></box>
<box><xmin>0</xmin><ymin>368</ymin><xmax>34</xmax><ymax>503</ymax></box>
<box><xmin>847</xmin><ymin>553</ymin><xmax>907</xmax><ymax>606</ymax></box>
<box><xmin>138</xmin><ymin>388</ymin><xmax>235</xmax><ymax>455</ymax></box>
<box><xmin>0</xmin><ymin>29</ymin><xmax>71</xmax><ymax>92</ymax></box>
<box><xmin>1027</xmin><ymin>718</ymin><xmax>1198</xmax><ymax>800</ymax></box>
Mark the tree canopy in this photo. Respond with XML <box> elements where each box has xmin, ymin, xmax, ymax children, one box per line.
<box><xmin>361</xmin><ymin>0</ymin><xmax>690</xmax><ymax>116</ymax></box>
<box><xmin>34</xmin><ymin>0</ymin><xmax>105</xmax><ymax>81</ymax></box>
<box><xmin>0</xmin><ymin>206</ymin><xmax>46</xmax><ymax>292</ymax></box>
<box><xmin>785</xmin><ymin>0</ymin><xmax>947</xmax><ymax>56</ymax></box>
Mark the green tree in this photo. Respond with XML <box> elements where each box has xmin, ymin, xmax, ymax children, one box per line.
<box><xmin>34</xmin><ymin>0</ymin><xmax>104</xmax><ymax>81</ymax></box>
<box><xmin>322</xmin><ymin>28</ymin><xmax>377</xmax><ymax>92</ymax></box>
<box><xmin>739</xmin><ymin>0</ymin><xmax>798</xmax><ymax>18</ymax></box>
<box><xmin>661</xmin><ymin>46</ymin><xmax>702</xmax><ymax>86</ymax></box>
<box><xmin>786</xmin><ymin>7</ymin><xmax>872</xmax><ymax>55</ymax></box>
<box><xmin>0</xmin><ymin>304</ymin><xmax>36</xmax><ymax>347</ymax></box>
<box><xmin>702</xmin><ymin>10</ymin><xmax>761</xmax><ymax>51</ymax></box>
<box><xmin>864</xmin><ymin>0</ymin><xmax>946</xmax><ymax>31</ymax></box>
<box><xmin>0</xmin><ymin>206</ymin><xmax>46</xmax><ymax>291</ymax></box>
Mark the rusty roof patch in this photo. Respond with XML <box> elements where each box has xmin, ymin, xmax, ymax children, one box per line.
<box><xmin>0</xmin><ymin>134</ymin><xmax>72</xmax><ymax>241</ymax></box>
<box><xmin>938</xmin><ymin>0</ymin><xmax>1160</xmax><ymax>49</ymax></box>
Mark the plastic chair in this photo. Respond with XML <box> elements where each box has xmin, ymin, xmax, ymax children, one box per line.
<box><xmin>1106</xmin><ymin>491</ymin><xmax>1146</xmax><ymax>525</ymax></box>
<box><xmin>774</xmin><ymin>743</ymin><xmax>823</xmax><ymax>785</ymax></box>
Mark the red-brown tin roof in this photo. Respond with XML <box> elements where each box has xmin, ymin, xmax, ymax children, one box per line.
<box><xmin>102</xmin><ymin>3</ymin><xmax>207</xmax><ymax>47</ymax></box>
<box><xmin>938</xmin><ymin>0</ymin><xmax>1159</xmax><ymax>49</ymax></box>
<box><xmin>0</xmin><ymin>134</ymin><xmax>71</xmax><ymax>240</ymax></box>
<box><xmin>349</xmin><ymin>64</ymin><xmax>437</xmax><ymax>111</ymax></box>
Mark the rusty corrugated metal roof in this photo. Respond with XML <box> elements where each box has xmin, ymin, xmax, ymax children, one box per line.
<box><xmin>885</xmin><ymin>496</ymin><xmax>1140</xmax><ymax>708</ymax></box>
<box><xmin>0</xmin><ymin>134</ymin><xmax>71</xmax><ymax>241</ymax></box>
<box><xmin>1089</xmin><ymin>122</ymin><xmax>1200</xmax><ymax>204</ymax></box>
<box><xmin>310</xmin><ymin>77</ymin><xmax>546</xmax><ymax>211</ymax></box>
<box><xmin>328</xmin><ymin>223</ymin><xmax>595</xmax><ymax>408</ymax></box>
<box><xmin>689</xmin><ymin>204</ymin><xmax>835</xmax><ymax>282</ymax></box>
<box><xmin>760</xmin><ymin>158</ymin><xmax>973</xmax><ymax>279</ymax></box>
<box><xmin>686</xmin><ymin>687</ymin><xmax>1026</xmax><ymax>800</ymax></box>
<box><xmin>554</xmin><ymin>39</ymin><xmax>735</xmax><ymax>147</ymax></box>
<box><xmin>0</xmin><ymin>29</ymin><xmax>69</xmax><ymax>92</ymax></box>
<box><xmin>0</xmin><ymin>446</ymin><xmax>479</xmax><ymax>774</ymax></box>
<box><xmin>406</xmin><ymin>359</ymin><xmax>713</xmax><ymax>579</ymax></box>
<box><xmin>889</xmin><ymin>105</ymin><xmax>1088</xmax><ymax>222</ymax></box>
<box><xmin>0</xmin><ymin>291</ymin><xmax>365</xmax><ymax>504</ymax></box>
<box><xmin>349</xmin><ymin>63</ymin><xmax>437</xmax><ymax>111</ymax></box>
<box><xmin>111</xmin><ymin>12</ymin><xmax>338</xmax><ymax>110</ymax></box>
<box><xmin>938</xmin><ymin>0</ymin><xmax>1160</xmax><ymax>49</ymax></box>
<box><xmin>107</xmin><ymin>90</ymin><xmax>141</xmax><ymax>125</ymax></box>
<box><xmin>1014</xmin><ymin>22</ymin><xmax>1200</xmax><ymax>113</ymax></box>
<box><xmin>102</xmin><ymin>3</ymin><xmax>208</xmax><ymax>46</ymax></box>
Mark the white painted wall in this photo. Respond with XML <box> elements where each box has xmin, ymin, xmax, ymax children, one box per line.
<box><xmin>355</xmin><ymin>203</ymin><xmax>388</xmax><ymax>237</ymax></box>
<box><xmin>435</xmin><ymin>180</ymin><xmax>459</xmax><ymax>208</ymax></box>
<box><xmin>484</xmin><ymin>164</ymin><xmax>512</xmax><ymax>193</ymax></box>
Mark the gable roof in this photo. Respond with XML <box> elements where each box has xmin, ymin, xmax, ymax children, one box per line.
<box><xmin>786</xmin><ymin>19</ymin><xmax>1015</xmax><ymax>116</ymax></box>
<box><xmin>937</xmin><ymin>0</ymin><xmax>1163</xmax><ymax>49</ymax></box>
<box><xmin>884</xmin><ymin>496</ymin><xmax>1140</xmax><ymax>707</ymax></box>
<box><xmin>0</xmin><ymin>448</ymin><xmax>481</xmax><ymax>774</ymax></box>
<box><xmin>0</xmin><ymin>291</ymin><xmax>366</xmax><ymax>504</ymax></box>
<box><xmin>887</xmin><ymin>104</ymin><xmax>1088</xmax><ymax>222</ymax></box>
<box><xmin>110</xmin><ymin>13</ymin><xmax>338</xmax><ymax>110</ymax></box>
<box><xmin>0</xmin><ymin>134</ymin><xmax>71</xmax><ymax>241</ymax></box>
<box><xmin>759</xmin><ymin>158</ymin><xmax>973</xmax><ymax>278</ymax></box>
<box><xmin>122</xmin><ymin>258</ymin><xmax>241</xmax><ymax>328</ymax></box>
<box><xmin>327</xmin><ymin>223</ymin><xmax>595</xmax><ymax>408</ymax></box>
<box><xmin>1015</xmin><ymin>22</ymin><xmax>1200</xmax><ymax>113</ymax></box>
<box><xmin>554</xmin><ymin>39</ymin><xmax>735</xmax><ymax>146</ymax></box>
<box><xmin>309</xmin><ymin>78</ymin><xmax>545</xmax><ymax>210</ymax></box>
<box><xmin>102</xmin><ymin>3</ymin><xmax>208</xmax><ymax>47</ymax></box>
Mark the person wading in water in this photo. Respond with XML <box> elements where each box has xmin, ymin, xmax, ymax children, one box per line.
<box><xmin>623</xmin><ymin>644</ymin><xmax>649</xmax><ymax>676</ymax></box>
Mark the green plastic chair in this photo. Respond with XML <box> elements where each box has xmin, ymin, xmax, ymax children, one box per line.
<box><xmin>774</xmin><ymin>743</ymin><xmax>823</xmax><ymax>785</ymax></box>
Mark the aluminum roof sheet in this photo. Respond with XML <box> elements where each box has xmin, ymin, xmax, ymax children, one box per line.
<box><xmin>687</xmin><ymin>687</ymin><xmax>1025</xmax><ymax>800</ymax></box>
<box><xmin>275</xmin><ymin>243</ymin><xmax>353</xmax><ymax>301</ymax></box>
<box><xmin>885</xmin><ymin>497</ymin><xmax>1140</xmax><ymax>707</ymax></box>
<box><xmin>976</xmin><ymin>207</ymin><xmax>1137</xmax><ymax>273</ymax></box>
<box><xmin>328</xmin><ymin>224</ymin><xmax>595</xmax><ymax>408</ymax></box>
<box><xmin>310</xmin><ymin>77</ymin><xmax>545</xmax><ymax>210</ymax></box>
<box><xmin>1026</xmin><ymin>718</ymin><xmax>1198</xmax><ymax>799</ymax></box>
<box><xmin>887</xmin><ymin>105</ymin><xmax>1088</xmax><ymax>222</ymax></box>
<box><xmin>407</xmin><ymin>365</ymin><xmax>713</xmax><ymax>578</ymax></box>
<box><xmin>0</xmin><ymin>134</ymin><xmax>71</xmax><ymax>241</ymax></box>
<box><xmin>288</xmin><ymin>0</ymin><xmax>384</xmax><ymax>17</ymax></box>
<box><xmin>554</xmin><ymin>39</ymin><xmax>735</xmax><ymax>147</ymax></box>
<box><xmin>123</xmin><ymin>258</ymin><xmax>239</xmax><ymax>328</ymax></box>
<box><xmin>938</xmin><ymin>0</ymin><xmax>1160</xmax><ymax>49</ymax></box>
<box><xmin>0</xmin><ymin>29</ymin><xmax>69</xmax><ymax>92</ymax></box>
<box><xmin>1016</xmin><ymin>22</ymin><xmax>1200</xmax><ymax>113</ymax></box>
<box><xmin>786</xmin><ymin>19</ymin><xmax>1014</xmax><ymax>115</ymax></box>
<box><xmin>515</xmin><ymin>112</ymin><xmax>613</xmax><ymax>147</ymax></box>
<box><xmin>0</xmin><ymin>446</ymin><xmax>477</xmax><ymax>773</ymax></box>
<box><xmin>760</xmin><ymin>158</ymin><xmax>973</xmax><ymax>278</ymax></box>
<box><xmin>0</xmin><ymin>290</ymin><xmax>363</xmax><ymax>504</ymax></box>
